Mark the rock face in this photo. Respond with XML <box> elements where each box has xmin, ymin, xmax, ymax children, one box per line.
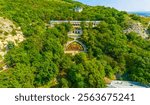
<box><xmin>124</xmin><ymin>21</ymin><xmax>149</xmax><ymax>39</ymax></box>
<box><xmin>0</xmin><ymin>17</ymin><xmax>25</xmax><ymax>60</ymax></box>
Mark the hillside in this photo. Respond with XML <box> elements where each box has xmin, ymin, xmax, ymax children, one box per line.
<box><xmin>0</xmin><ymin>0</ymin><xmax>149</xmax><ymax>88</ymax></box>
<box><xmin>0</xmin><ymin>17</ymin><xmax>24</xmax><ymax>71</ymax></box>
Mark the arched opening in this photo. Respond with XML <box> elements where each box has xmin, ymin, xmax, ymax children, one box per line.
<box><xmin>65</xmin><ymin>41</ymin><xmax>84</xmax><ymax>51</ymax></box>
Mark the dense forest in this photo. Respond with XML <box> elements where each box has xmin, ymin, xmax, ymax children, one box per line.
<box><xmin>0</xmin><ymin>0</ymin><xmax>150</xmax><ymax>88</ymax></box>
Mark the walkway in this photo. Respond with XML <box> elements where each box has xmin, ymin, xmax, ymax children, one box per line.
<box><xmin>49</xmin><ymin>20</ymin><xmax>100</xmax><ymax>55</ymax></box>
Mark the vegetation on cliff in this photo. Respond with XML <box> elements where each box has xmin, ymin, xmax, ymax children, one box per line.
<box><xmin>0</xmin><ymin>0</ymin><xmax>149</xmax><ymax>87</ymax></box>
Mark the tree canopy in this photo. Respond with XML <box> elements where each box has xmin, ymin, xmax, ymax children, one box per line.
<box><xmin>0</xmin><ymin>0</ymin><xmax>149</xmax><ymax>87</ymax></box>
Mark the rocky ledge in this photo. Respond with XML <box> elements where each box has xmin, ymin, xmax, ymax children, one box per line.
<box><xmin>0</xmin><ymin>17</ymin><xmax>25</xmax><ymax>65</ymax></box>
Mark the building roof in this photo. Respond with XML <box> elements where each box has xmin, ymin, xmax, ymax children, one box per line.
<box><xmin>50</xmin><ymin>20</ymin><xmax>101</xmax><ymax>23</ymax></box>
<box><xmin>74</xmin><ymin>7</ymin><xmax>83</xmax><ymax>12</ymax></box>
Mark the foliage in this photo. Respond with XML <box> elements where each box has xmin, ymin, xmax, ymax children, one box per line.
<box><xmin>0</xmin><ymin>0</ymin><xmax>149</xmax><ymax>88</ymax></box>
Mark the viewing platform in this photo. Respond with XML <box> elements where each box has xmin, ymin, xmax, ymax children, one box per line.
<box><xmin>49</xmin><ymin>20</ymin><xmax>100</xmax><ymax>27</ymax></box>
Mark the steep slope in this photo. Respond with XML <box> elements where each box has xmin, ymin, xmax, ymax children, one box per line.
<box><xmin>0</xmin><ymin>17</ymin><xmax>24</xmax><ymax>58</ymax></box>
<box><xmin>0</xmin><ymin>17</ymin><xmax>24</xmax><ymax>71</ymax></box>
<box><xmin>0</xmin><ymin>0</ymin><xmax>149</xmax><ymax>88</ymax></box>
<box><xmin>123</xmin><ymin>14</ymin><xmax>150</xmax><ymax>39</ymax></box>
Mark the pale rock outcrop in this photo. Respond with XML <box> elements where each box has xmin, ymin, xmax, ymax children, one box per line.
<box><xmin>0</xmin><ymin>17</ymin><xmax>25</xmax><ymax>60</ymax></box>
<box><xmin>124</xmin><ymin>21</ymin><xmax>149</xmax><ymax>39</ymax></box>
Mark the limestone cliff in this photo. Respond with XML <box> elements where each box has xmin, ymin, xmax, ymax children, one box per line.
<box><xmin>124</xmin><ymin>19</ymin><xmax>150</xmax><ymax>39</ymax></box>
<box><xmin>0</xmin><ymin>17</ymin><xmax>25</xmax><ymax>69</ymax></box>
